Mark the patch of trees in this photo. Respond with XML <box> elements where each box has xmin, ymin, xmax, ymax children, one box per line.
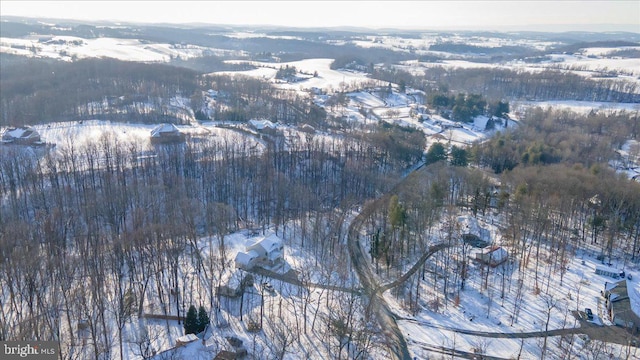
<box><xmin>362</xmin><ymin>122</ymin><xmax>426</xmax><ymax>167</ymax></box>
<box><xmin>184</xmin><ymin>305</ymin><xmax>210</xmax><ymax>335</ymax></box>
<box><xmin>330</xmin><ymin>56</ymin><xmax>370</xmax><ymax>71</ymax></box>
<box><xmin>421</xmin><ymin>67</ymin><xmax>640</xmax><ymax>103</ymax></box>
<box><xmin>204</xmin><ymin>75</ymin><xmax>328</xmax><ymax>127</ymax></box>
<box><xmin>275</xmin><ymin>65</ymin><xmax>298</xmax><ymax>80</ymax></box>
<box><xmin>551</xmin><ymin>40</ymin><xmax>639</xmax><ymax>55</ymax></box>
<box><xmin>355</xmin><ymin>119</ymin><xmax>639</xmax><ymax>329</ymax></box>
<box><xmin>429</xmin><ymin>42</ymin><xmax>535</xmax><ymax>57</ymax></box>
<box><xmin>427</xmin><ymin>91</ymin><xmax>507</xmax><ymax>122</ymax></box>
<box><xmin>170</xmin><ymin>55</ymin><xmax>256</xmax><ymax>73</ymax></box>
<box><xmin>425</xmin><ymin>143</ymin><xmax>469</xmax><ymax>167</ymax></box>
<box><xmin>471</xmin><ymin>108</ymin><xmax>639</xmax><ymax>173</ymax></box>
<box><xmin>606</xmin><ymin>48</ymin><xmax>640</xmax><ymax>58</ymax></box>
<box><xmin>1</xmin><ymin>57</ymin><xmax>199</xmax><ymax>125</ymax></box>
<box><xmin>369</xmin><ymin>66</ymin><xmax>418</xmax><ymax>92</ymax></box>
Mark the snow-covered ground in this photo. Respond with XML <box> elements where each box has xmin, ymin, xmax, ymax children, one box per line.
<box><xmin>359</xmin><ymin>212</ymin><xmax>640</xmax><ymax>359</ymax></box>
<box><xmin>0</xmin><ymin>35</ymin><xmax>240</xmax><ymax>62</ymax></box>
<box><xmin>212</xmin><ymin>58</ymin><xmax>373</xmax><ymax>94</ymax></box>
<box><xmin>514</xmin><ymin>100</ymin><xmax>640</xmax><ymax>114</ymax></box>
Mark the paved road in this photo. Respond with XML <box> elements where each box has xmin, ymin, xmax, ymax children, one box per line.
<box><xmin>377</xmin><ymin>242</ymin><xmax>451</xmax><ymax>294</ymax></box>
<box><xmin>347</xmin><ymin>195</ymin><xmax>413</xmax><ymax>360</ymax></box>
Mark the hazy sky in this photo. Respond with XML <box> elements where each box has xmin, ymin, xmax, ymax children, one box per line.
<box><xmin>1</xmin><ymin>1</ymin><xmax>639</xmax><ymax>32</ymax></box>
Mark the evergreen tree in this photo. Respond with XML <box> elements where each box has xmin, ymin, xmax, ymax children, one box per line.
<box><xmin>425</xmin><ymin>143</ymin><xmax>447</xmax><ymax>164</ymax></box>
<box><xmin>197</xmin><ymin>306</ymin><xmax>210</xmax><ymax>333</ymax></box>
<box><xmin>493</xmin><ymin>100</ymin><xmax>510</xmax><ymax>117</ymax></box>
<box><xmin>184</xmin><ymin>305</ymin><xmax>198</xmax><ymax>335</ymax></box>
<box><xmin>450</xmin><ymin>145</ymin><xmax>468</xmax><ymax>167</ymax></box>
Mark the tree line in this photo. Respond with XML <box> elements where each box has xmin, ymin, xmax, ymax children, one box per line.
<box><xmin>1</xmin><ymin>58</ymin><xmax>199</xmax><ymax>126</ymax></box>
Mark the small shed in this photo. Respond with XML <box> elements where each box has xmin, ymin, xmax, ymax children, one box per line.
<box><xmin>596</xmin><ymin>266</ymin><xmax>625</xmax><ymax>279</ymax></box>
<box><xmin>476</xmin><ymin>246</ymin><xmax>508</xmax><ymax>267</ymax></box>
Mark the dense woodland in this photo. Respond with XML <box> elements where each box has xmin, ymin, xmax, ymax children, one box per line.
<box><xmin>0</xmin><ymin>116</ymin><xmax>425</xmax><ymax>357</ymax></box>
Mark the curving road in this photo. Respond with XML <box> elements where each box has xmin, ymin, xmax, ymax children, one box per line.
<box><xmin>376</xmin><ymin>242</ymin><xmax>451</xmax><ymax>295</ymax></box>
<box><xmin>347</xmin><ymin>195</ymin><xmax>413</xmax><ymax>360</ymax></box>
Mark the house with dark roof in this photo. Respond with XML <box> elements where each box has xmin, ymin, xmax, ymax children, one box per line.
<box><xmin>605</xmin><ymin>280</ymin><xmax>640</xmax><ymax>333</ymax></box>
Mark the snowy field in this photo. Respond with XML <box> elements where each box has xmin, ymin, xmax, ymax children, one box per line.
<box><xmin>0</xmin><ymin>35</ymin><xmax>240</xmax><ymax>62</ymax></box>
<box><xmin>213</xmin><ymin>58</ymin><xmax>373</xmax><ymax>94</ymax></box>
<box><xmin>514</xmin><ymin>100</ymin><xmax>640</xmax><ymax>114</ymax></box>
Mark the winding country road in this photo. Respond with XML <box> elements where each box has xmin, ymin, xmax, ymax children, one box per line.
<box><xmin>343</xmin><ymin>165</ymin><xmax>640</xmax><ymax>359</ymax></box>
<box><xmin>347</xmin><ymin>195</ymin><xmax>413</xmax><ymax>360</ymax></box>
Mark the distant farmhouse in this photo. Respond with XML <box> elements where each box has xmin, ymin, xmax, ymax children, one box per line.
<box><xmin>475</xmin><ymin>246</ymin><xmax>509</xmax><ymax>267</ymax></box>
<box><xmin>235</xmin><ymin>234</ymin><xmax>284</xmax><ymax>270</ymax></box>
<box><xmin>150</xmin><ymin>123</ymin><xmax>185</xmax><ymax>143</ymax></box>
<box><xmin>604</xmin><ymin>280</ymin><xmax>640</xmax><ymax>333</ymax></box>
<box><xmin>1</xmin><ymin>126</ymin><xmax>43</xmax><ymax>145</ymax></box>
<box><xmin>248</xmin><ymin>119</ymin><xmax>276</xmax><ymax>131</ymax></box>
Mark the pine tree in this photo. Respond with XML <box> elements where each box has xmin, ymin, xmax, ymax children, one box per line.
<box><xmin>197</xmin><ymin>306</ymin><xmax>210</xmax><ymax>333</ymax></box>
<box><xmin>425</xmin><ymin>143</ymin><xmax>447</xmax><ymax>164</ymax></box>
<box><xmin>184</xmin><ymin>305</ymin><xmax>198</xmax><ymax>335</ymax></box>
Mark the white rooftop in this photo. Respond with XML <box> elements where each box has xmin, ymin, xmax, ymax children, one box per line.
<box><xmin>150</xmin><ymin>123</ymin><xmax>181</xmax><ymax>137</ymax></box>
<box><xmin>257</xmin><ymin>234</ymin><xmax>283</xmax><ymax>253</ymax></box>
<box><xmin>249</xmin><ymin>119</ymin><xmax>276</xmax><ymax>130</ymax></box>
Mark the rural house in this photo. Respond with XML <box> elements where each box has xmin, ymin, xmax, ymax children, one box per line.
<box><xmin>604</xmin><ymin>280</ymin><xmax>640</xmax><ymax>333</ymax></box>
<box><xmin>1</xmin><ymin>126</ymin><xmax>42</xmax><ymax>145</ymax></box>
<box><xmin>249</xmin><ymin>119</ymin><xmax>276</xmax><ymax>131</ymax></box>
<box><xmin>235</xmin><ymin>234</ymin><xmax>284</xmax><ymax>270</ymax></box>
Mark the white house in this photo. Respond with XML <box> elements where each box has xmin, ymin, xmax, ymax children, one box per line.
<box><xmin>234</xmin><ymin>250</ymin><xmax>260</xmax><ymax>270</ymax></box>
<box><xmin>248</xmin><ymin>119</ymin><xmax>276</xmax><ymax>131</ymax></box>
<box><xmin>604</xmin><ymin>280</ymin><xmax>640</xmax><ymax>333</ymax></box>
<box><xmin>1</xmin><ymin>126</ymin><xmax>42</xmax><ymax>145</ymax></box>
<box><xmin>235</xmin><ymin>234</ymin><xmax>284</xmax><ymax>270</ymax></box>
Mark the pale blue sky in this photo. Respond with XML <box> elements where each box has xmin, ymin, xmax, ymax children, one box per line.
<box><xmin>1</xmin><ymin>1</ymin><xmax>639</xmax><ymax>32</ymax></box>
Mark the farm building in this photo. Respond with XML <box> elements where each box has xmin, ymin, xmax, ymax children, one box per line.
<box><xmin>150</xmin><ymin>123</ymin><xmax>185</xmax><ymax>143</ymax></box>
<box><xmin>475</xmin><ymin>246</ymin><xmax>508</xmax><ymax>267</ymax></box>
<box><xmin>1</xmin><ymin>126</ymin><xmax>43</xmax><ymax>145</ymax></box>
<box><xmin>234</xmin><ymin>234</ymin><xmax>284</xmax><ymax>270</ymax></box>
